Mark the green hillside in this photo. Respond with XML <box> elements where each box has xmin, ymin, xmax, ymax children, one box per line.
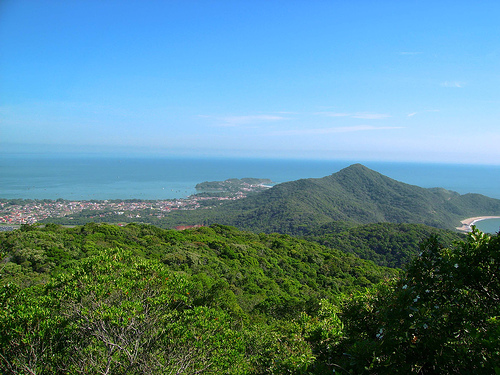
<box><xmin>163</xmin><ymin>164</ymin><xmax>500</xmax><ymax>234</ymax></box>
<box><xmin>304</xmin><ymin>222</ymin><xmax>465</xmax><ymax>268</ymax></box>
<box><xmin>1</xmin><ymin>223</ymin><xmax>499</xmax><ymax>373</ymax></box>
<box><xmin>0</xmin><ymin>223</ymin><xmax>394</xmax><ymax>311</ymax></box>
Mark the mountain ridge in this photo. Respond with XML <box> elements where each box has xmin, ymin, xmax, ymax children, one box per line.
<box><xmin>180</xmin><ymin>163</ymin><xmax>500</xmax><ymax>234</ymax></box>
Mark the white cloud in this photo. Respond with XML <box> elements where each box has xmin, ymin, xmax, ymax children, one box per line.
<box><xmin>441</xmin><ymin>81</ymin><xmax>464</xmax><ymax>88</ymax></box>
<box><xmin>316</xmin><ymin>112</ymin><xmax>391</xmax><ymax>120</ymax></box>
<box><xmin>315</xmin><ymin>112</ymin><xmax>351</xmax><ymax>117</ymax></box>
<box><xmin>199</xmin><ymin>114</ymin><xmax>289</xmax><ymax>127</ymax></box>
<box><xmin>274</xmin><ymin>125</ymin><xmax>403</xmax><ymax>135</ymax></box>
<box><xmin>351</xmin><ymin>113</ymin><xmax>391</xmax><ymax>120</ymax></box>
<box><xmin>407</xmin><ymin>109</ymin><xmax>439</xmax><ymax>117</ymax></box>
<box><xmin>222</xmin><ymin>115</ymin><xmax>287</xmax><ymax>125</ymax></box>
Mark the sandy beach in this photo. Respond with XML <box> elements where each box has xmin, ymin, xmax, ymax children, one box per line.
<box><xmin>456</xmin><ymin>216</ymin><xmax>500</xmax><ymax>233</ymax></box>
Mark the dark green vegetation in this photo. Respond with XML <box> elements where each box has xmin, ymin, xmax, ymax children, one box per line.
<box><xmin>1</xmin><ymin>223</ymin><xmax>499</xmax><ymax>373</ymax></box>
<box><xmin>0</xmin><ymin>223</ymin><xmax>394</xmax><ymax>305</ymax></box>
<box><xmin>304</xmin><ymin>222</ymin><xmax>464</xmax><ymax>268</ymax></box>
<box><xmin>338</xmin><ymin>229</ymin><xmax>500</xmax><ymax>374</ymax></box>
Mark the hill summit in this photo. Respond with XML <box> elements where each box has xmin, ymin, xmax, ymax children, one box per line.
<box><xmin>193</xmin><ymin>164</ymin><xmax>500</xmax><ymax>234</ymax></box>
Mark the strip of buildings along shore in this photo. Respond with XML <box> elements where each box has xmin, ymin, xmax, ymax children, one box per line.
<box><xmin>0</xmin><ymin>194</ymin><xmax>245</xmax><ymax>226</ymax></box>
<box><xmin>1</xmin><ymin>180</ymin><xmax>273</xmax><ymax>226</ymax></box>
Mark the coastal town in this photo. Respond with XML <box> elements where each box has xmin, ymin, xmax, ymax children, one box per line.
<box><xmin>0</xmin><ymin>178</ymin><xmax>272</xmax><ymax>227</ymax></box>
<box><xmin>0</xmin><ymin>196</ymin><xmax>230</xmax><ymax>226</ymax></box>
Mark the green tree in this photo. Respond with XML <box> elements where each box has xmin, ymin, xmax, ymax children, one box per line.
<box><xmin>338</xmin><ymin>228</ymin><xmax>500</xmax><ymax>374</ymax></box>
<box><xmin>0</xmin><ymin>248</ymin><xmax>248</xmax><ymax>374</ymax></box>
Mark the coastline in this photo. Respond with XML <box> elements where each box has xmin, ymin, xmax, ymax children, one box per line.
<box><xmin>456</xmin><ymin>216</ymin><xmax>500</xmax><ymax>233</ymax></box>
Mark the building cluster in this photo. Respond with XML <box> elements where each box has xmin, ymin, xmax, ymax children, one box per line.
<box><xmin>0</xmin><ymin>193</ymin><xmax>247</xmax><ymax>225</ymax></box>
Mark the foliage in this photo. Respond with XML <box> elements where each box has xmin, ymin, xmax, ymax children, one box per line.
<box><xmin>0</xmin><ymin>223</ymin><xmax>395</xmax><ymax>311</ymax></box>
<box><xmin>305</xmin><ymin>222</ymin><xmax>464</xmax><ymax>268</ymax></box>
<box><xmin>0</xmin><ymin>248</ymin><xmax>248</xmax><ymax>374</ymax></box>
<box><xmin>1</xmin><ymin>222</ymin><xmax>499</xmax><ymax>373</ymax></box>
<box><xmin>337</xmin><ymin>228</ymin><xmax>500</xmax><ymax>374</ymax></box>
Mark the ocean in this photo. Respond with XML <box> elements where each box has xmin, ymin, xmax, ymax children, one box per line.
<box><xmin>1</xmin><ymin>154</ymin><xmax>500</xmax><ymax>202</ymax></box>
<box><xmin>474</xmin><ymin>219</ymin><xmax>500</xmax><ymax>235</ymax></box>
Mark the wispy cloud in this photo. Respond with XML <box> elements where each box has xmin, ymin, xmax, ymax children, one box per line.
<box><xmin>316</xmin><ymin>112</ymin><xmax>391</xmax><ymax>120</ymax></box>
<box><xmin>315</xmin><ymin>112</ymin><xmax>351</xmax><ymax>117</ymax></box>
<box><xmin>274</xmin><ymin>125</ymin><xmax>403</xmax><ymax>135</ymax></box>
<box><xmin>441</xmin><ymin>81</ymin><xmax>465</xmax><ymax>88</ymax></box>
<box><xmin>407</xmin><ymin>109</ymin><xmax>440</xmax><ymax>117</ymax></box>
<box><xmin>223</xmin><ymin>115</ymin><xmax>287</xmax><ymax>125</ymax></box>
<box><xmin>199</xmin><ymin>114</ymin><xmax>289</xmax><ymax>127</ymax></box>
<box><xmin>351</xmin><ymin>113</ymin><xmax>391</xmax><ymax>120</ymax></box>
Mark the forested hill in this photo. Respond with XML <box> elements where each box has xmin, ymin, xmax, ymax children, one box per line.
<box><xmin>304</xmin><ymin>222</ymin><xmax>464</xmax><ymax>268</ymax></box>
<box><xmin>165</xmin><ymin>164</ymin><xmax>500</xmax><ymax>234</ymax></box>
<box><xmin>0</xmin><ymin>223</ymin><xmax>394</xmax><ymax>307</ymax></box>
<box><xmin>2</xmin><ymin>223</ymin><xmax>499</xmax><ymax>373</ymax></box>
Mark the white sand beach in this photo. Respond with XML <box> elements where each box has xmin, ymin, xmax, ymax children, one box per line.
<box><xmin>456</xmin><ymin>216</ymin><xmax>500</xmax><ymax>233</ymax></box>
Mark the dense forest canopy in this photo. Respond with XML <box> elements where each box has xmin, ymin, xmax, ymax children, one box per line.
<box><xmin>1</xmin><ymin>223</ymin><xmax>499</xmax><ymax>373</ymax></box>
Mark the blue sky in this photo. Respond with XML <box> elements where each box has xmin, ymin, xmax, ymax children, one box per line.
<box><xmin>1</xmin><ymin>0</ymin><xmax>499</xmax><ymax>164</ymax></box>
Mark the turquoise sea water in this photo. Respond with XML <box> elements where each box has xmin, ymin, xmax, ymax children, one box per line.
<box><xmin>1</xmin><ymin>154</ymin><xmax>500</xmax><ymax>201</ymax></box>
<box><xmin>474</xmin><ymin>219</ymin><xmax>500</xmax><ymax>235</ymax></box>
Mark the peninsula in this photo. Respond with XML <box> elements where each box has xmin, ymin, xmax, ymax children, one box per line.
<box><xmin>195</xmin><ymin>178</ymin><xmax>272</xmax><ymax>194</ymax></box>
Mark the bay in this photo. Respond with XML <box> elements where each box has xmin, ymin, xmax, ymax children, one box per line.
<box><xmin>1</xmin><ymin>154</ymin><xmax>500</xmax><ymax>201</ymax></box>
<box><xmin>474</xmin><ymin>218</ymin><xmax>500</xmax><ymax>235</ymax></box>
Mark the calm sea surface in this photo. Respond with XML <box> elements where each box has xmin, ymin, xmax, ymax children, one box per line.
<box><xmin>1</xmin><ymin>154</ymin><xmax>500</xmax><ymax>203</ymax></box>
<box><xmin>474</xmin><ymin>219</ymin><xmax>500</xmax><ymax>235</ymax></box>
